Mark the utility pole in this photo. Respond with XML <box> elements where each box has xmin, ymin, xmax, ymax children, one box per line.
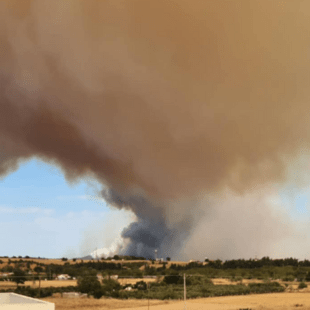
<box><xmin>147</xmin><ymin>282</ymin><xmax>150</xmax><ymax>310</ymax></box>
<box><xmin>38</xmin><ymin>275</ymin><xmax>41</xmax><ymax>298</ymax></box>
<box><xmin>184</xmin><ymin>274</ymin><xmax>187</xmax><ymax>310</ymax></box>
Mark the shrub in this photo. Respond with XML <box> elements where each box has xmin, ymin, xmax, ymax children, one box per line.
<box><xmin>102</xmin><ymin>279</ymin><xmax>121</xmax><ymax>293</ymax></box>
<box><xmin>134</xmin><ymin>281</ymin><xmax>147</xmax><ymax>290</ymax></box>
<box><xmin>305</xmin><ymin>272</ymin><xmax>310</xmax><ymax>282</ymax></box>
<box><xmin>77</xmin><ymin>275</ymin><xmax>101</xmax><ymax>295</ymax></box>
<box><xmin>248</xmin><ymin>282</ymin><xmax>284</xmax><ymax>294</ymax></box>
<box><xmin>34</xmin><ymin>266</ymin><xmax>44</xmax><ymax>273</ymax></box>
<box><xmin>163</xmin><ymin>274</ymin><xmax>182</xmax><ymax>285</ymax></box>
<box><xmin>282</xmin><ymin>275</ymin><xmax>295</xmax><ymax>282</ymax></box>
<box><xmin>93</xmin><ymin>288</ymin><xmax>104</xmax><ymax>299</ymax></box>
<box><xmin>298</xmin><ymin>282</ymin><xmax>307</xmax><ymax>289</ymax></box>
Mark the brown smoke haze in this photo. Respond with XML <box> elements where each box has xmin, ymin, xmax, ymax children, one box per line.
<box><xmin>1</xmin><ymin>0</ymin><xmax>310</xmax><ymax>259</ymax></box>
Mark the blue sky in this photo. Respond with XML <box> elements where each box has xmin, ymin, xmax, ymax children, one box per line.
<box><xmin>1</xmin><ymin>158</ymin><xmax>310</xmax><ymax>260</ymax></box>
<box><xmin>0</xmin><ymin>158</ymin><xmax>132</xmax><ymax>259</ymax></box>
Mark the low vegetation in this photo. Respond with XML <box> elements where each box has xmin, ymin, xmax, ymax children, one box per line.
<box><xmin>1</xmin><ymin>255</ymin><xmax>309</xmax><ymax>300</ymax></box>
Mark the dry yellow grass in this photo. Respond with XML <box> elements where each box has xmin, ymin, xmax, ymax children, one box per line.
<box><xmin>0</xmin><ymin>258</ymin><xmax>152</xmax><ymax>268</ymax></box>
<box><xmin>42</xmin><ymin>297</ymin><xmax>171</xmax><ymax>310</ymax></box>
<box><xmin>0</xmin><ymin>280</ymin><xmax>77</xmax><ymax>289</ymax></box>
<box><xmin>0</xmin><ymin>258</ymin><xmax>89</xmax><ymax>266</ymax></box>
<box><xmin>210</xmin><ymin>278</ymin><xmax>305</xmax><ymax>290</ymax></box>
<box><xmin>26</xmin><ymin>280</ymin><xmax>78</xmax><ymax>288</ymax></box>
<box><xmin>0</xmin><ymin>281</ymin><xmax>16</xmax><ymax>288</ymax></box>
<box><xmin>187</xmin><ymin>292</ymin><xmax>310</xmax><ymax>310</ymax></box>
<box><xmin>118</xmin><ymin>278</ymin><xmax>159</xmax><ymax>286</ymax></box>
<box><xmin>41</xmin><ymin>292</ymin><xmax>310</xmax><ymax>310</ymax></box>
<box><xmin>0</xmin><ymin>278</ymin><xmax>161</xmax><ymax>288</ymax></box>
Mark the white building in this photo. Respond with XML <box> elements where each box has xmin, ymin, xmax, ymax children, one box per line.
<box><xmin>56</xmin><ymin>274</ymin><xmax>70</xmax><ymax>280</ymax></box>
<box><xmin>0</xmin><ymin>293</ymin><xmax>55</xmax><ymax>310</ymax></box>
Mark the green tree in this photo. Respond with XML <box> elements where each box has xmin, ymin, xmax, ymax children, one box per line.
<box><xmin>34</xmin><ymin>266</ymin><xmax>43</xmax><ymax>273</ymax></box>
<box><xmin>12</xmin><ymin>269</ymin><xmax>27</xmax><ymax>286</ymax></box>
<box><xmin>102</xmin><ymin>278</ymin><xmax>121</xmax><ymax>292</ymax></box>
<box><xmin>163</xmin><ymin>274</ymin><xmax>182</xmax><ymax>285</ymax></box>
<box><xmin>101</xmin><ymin>278</ymin><xmax>121</xmax><ymax>298</ymax></box>
<box><xmin>77</xmin><ymin>273</ymin><xmax>101</xmax><ymax>296</ymax></box>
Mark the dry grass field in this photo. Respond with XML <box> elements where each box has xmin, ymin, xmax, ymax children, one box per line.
<box><xmin>118</xmin><ymin>277</ymin><xmax>160</xmax><ymax>286</ymax></box>
<box><xmin>0</xmin><ymin>257</ymin><xmax>93</xmax><ymax>266</ymax></box>
<box><xmin>42</xmin><ymin>292</ymin><xmax>310</xmax><ymax>310</ymax></box>
<box><xmin>0</xmin><ymin>257</ymin><xmax>152</xmax><ymax>269</ymax></box>
<box><xmin>24</xmin><ymin>279</ymin><xmax>78</xmax><ymax>288</ymax></box>
<box><xmin>0</xmin><ymin>277</ymin><xmax>304</xmax><ymax>289</ymax></box>
<box><xmin>0</xmin><ymin>278</ymin><xmax>160</xmax><ymax>289</ymax></box>
<box><xmin>43</xmin><ymin>297</ymin><xmax>172</xmax><ymax>310</ymax></box>
<box><xmin>0</xmin><ymin>279</ymin><xmax>78</xmax><ymax>289</ymax></box>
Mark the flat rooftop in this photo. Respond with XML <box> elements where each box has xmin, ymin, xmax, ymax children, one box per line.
<box><xmin>0</xmin><ymin>293</ymin><xmax>55</xmax><ymax>309</ymax></box>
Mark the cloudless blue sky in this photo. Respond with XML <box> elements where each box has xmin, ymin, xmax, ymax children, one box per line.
<box><xmin>0</xmin><ymin>158</ymin><xmax>132</xmax><ymax>258</ymax></box>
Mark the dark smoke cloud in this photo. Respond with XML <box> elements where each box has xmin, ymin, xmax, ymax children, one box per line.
<box><xmin>102</xmin><ymin>188</ymin><xmax>196</xmax><ymax>258</ymax></box>
<box><xmin>1</xmin><ymin>0</ymin><xmax>310</xmax><ymax>259</ymax></box>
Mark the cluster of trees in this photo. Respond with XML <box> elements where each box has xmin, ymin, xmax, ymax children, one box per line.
<box><xmin>168</xmin><ymin>257</ymin><xmax>310</xmax><ymax>271</ymax></box>
<box><xmin>75</xmin><ymin>272</ymin><xmax>286</xmax><ymax>300</ymax></box>
<box><xmin>4</xmin><ymin>256</ymin><xmax>310</xmax><ymax>286</ymax></box>
<box><xmin>76</xmin><ymin>271</ymin><xmax>122</xmax><ymax>299</ymax></box>
<box><xmin>216</xmin><ymin>257</ymin><xmax>306</xmax><ymax>269</ymax></box>
<box><xmin>0</xmin><ymin>259</ymin><xmax>147</xmax><ymax>283</ymax></box>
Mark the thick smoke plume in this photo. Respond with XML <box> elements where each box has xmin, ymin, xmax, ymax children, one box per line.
<box><xmin>1</xmin><ymin>0</ymin><xmax>310</xmax><ymax>259</ymax></box>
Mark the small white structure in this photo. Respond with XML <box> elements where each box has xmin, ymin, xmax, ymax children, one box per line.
<box><xmin>0</xmin><ymin>293</ymin><xmax>55</xmax><ymax>310</ymax></box>
<box><xmin>104</xmin><ymin>275</ymin><xmax>118</xmax><ymax>280</ymax></box>
<box><xmin>56</xmin><ymin>274</ymin><xmax>70</xmax><ymax>280</ymax></box>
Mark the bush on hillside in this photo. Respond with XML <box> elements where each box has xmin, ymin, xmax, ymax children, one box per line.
<box><xmin>298</xmin><ymin>282</ymin><xmax>307</xmax><ymax>289</ymax></box>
